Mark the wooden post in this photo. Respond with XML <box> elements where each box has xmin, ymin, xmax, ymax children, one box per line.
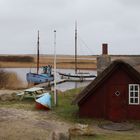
<box><xmin>54</xmin><ymin>30</ymin><xmax>58</xmax><ymax>106</ymax></box>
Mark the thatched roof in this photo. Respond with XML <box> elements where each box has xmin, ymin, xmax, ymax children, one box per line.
<box><xmin>72</xmin><ymin>60</ymin><xmax>140</xmax><ymax>105</ymax></box>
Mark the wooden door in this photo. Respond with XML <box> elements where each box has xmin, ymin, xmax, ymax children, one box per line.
<box><xmin>107</xmin><ymin>85</ymin><xmax>127</xmax><ymax>122</ymax></box>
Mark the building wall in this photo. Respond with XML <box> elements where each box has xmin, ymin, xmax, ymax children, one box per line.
<box><xmin>79</xmin><ymin>85</ymin><xmax>106</xmax><ymax>118</ymax></box>
<box><xmin>79</xmin><ymin>65</ymin><xmax>140</xmax><ymax>121</ymax></box>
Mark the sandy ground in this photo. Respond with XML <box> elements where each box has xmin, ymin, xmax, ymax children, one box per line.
<box><xmin>1</xmin><ymin>107</ymin><xmax>140</xmax><ymax>140</ymax></box>
<box><xmin>0</xmin><ymin>107</ymin><xmax>71</xmax><ymax>140</ymax></box>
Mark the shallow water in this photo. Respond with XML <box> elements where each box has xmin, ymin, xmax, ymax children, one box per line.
<box><xmin>4</xmin><ymin>68</ymin><xmax>97</xmax><ymax>91</ymax></box>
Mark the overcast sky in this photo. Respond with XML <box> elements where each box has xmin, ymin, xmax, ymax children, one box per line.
<box><xmin>0</xmin><ymin>0</ymin><xmax>140</xmax><ymax>55</ymax></box>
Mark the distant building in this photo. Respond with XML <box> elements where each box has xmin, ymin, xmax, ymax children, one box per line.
<box><xmin>73</xmin><ymin>60</ymin><xmax>140</xmax><ymax>122</ymax></box>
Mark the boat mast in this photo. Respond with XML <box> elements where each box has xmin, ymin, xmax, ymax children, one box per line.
<box><xmin>37</xmin><ymin>30</ymin><xmax>40</xmax><ymax>74</ymax></box>
<box><xmin>75</xmin><ymin>22</ymin><xmax>78</xmax><ymax>74</ymax></box>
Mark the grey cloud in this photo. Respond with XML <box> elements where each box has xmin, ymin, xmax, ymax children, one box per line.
<box><xmin>118</xmin><ymin>0</ymin><xmax>140</xmax><ymax>7</ymax></box>
<box><xmin>0</xmin><ymin>0</ymin><xmax>140</xmax><ymax>55</ymax></box>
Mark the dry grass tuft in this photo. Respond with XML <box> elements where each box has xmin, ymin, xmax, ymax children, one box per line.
<box><xmin>0</xmin><ymin>69</ymin><xmax>23</xmax><ymax>89</ymax></box>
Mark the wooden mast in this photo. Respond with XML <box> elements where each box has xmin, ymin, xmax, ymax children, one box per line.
<box><xmin>75</xmin><ymin>22</ymin><xmax>77</xmax><ymax>74</ymax></box>
<box><xmin>37</xmin><ymin>30</ymin><xmax>40</xmax><ymax>74</ymax></box>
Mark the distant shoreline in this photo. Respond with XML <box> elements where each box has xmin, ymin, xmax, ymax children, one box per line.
<box><xmin>0</xmin><ymin>54</ymin><xmax>140</xmax><ymax>69</ymax></box>
<box><xmin>0</xmin><ymin>55</ymin><xmax>97</xmax><ymax>70</ymax></box>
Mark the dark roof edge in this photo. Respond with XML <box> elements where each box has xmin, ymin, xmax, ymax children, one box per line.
<box><xmin>72</xmin><ymin>60</ymin><xmax>140</xmax><ymax>105</ymax></box>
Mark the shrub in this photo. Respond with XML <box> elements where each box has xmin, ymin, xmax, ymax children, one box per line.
<box><xmin>0</xmin><ymin>69</ymin><xmax>23</xmax><ymax>89</ymax></box>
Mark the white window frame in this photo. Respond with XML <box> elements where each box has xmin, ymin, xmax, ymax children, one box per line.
<box><xmin>129</xmin><ymin>84</ymin><xmax>139</xmax><ymax>105</ymax></box>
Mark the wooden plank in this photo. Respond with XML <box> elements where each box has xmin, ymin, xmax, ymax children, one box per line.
<box><xmin>24</xmin><ymin>87</ymin><xmax>44</xmax><ymax>92</ymax></box>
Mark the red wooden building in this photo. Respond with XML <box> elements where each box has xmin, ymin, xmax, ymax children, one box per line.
<box><xmin>73</xmin><ymin>60</ymin><xmax>140</xmax><ymax>122</ymax></box>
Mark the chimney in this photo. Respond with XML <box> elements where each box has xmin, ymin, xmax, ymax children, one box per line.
<box><xmin>97</xmin><ymin>43</ymin><xmax>111</xmax><ymax>75</ymax></box>
<box><xmin>102</xmin><ymin>43</ymin><xmax>108</xmax><ymax>55</ymax></box>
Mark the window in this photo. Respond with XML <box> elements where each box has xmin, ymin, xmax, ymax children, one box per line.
<box><xmin>129</xmin><ymin>84</ymin><xmax>139</xmax><ymax>105</ymax></box>
<box><xmin>115</xmin><ymin>91</ymin><xmax>120</xmax><ymax>96</ymax></box>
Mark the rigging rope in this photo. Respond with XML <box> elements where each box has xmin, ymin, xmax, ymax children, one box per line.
<box><xmin>78</xmin><ymin>35</ymin><xmax>94</xmax><ymax>55</ymax></box>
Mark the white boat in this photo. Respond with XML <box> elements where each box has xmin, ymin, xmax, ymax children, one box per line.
<box><xmin>58</xmin><ymin>23</ymin><xmax>96</xmax><ymax>81</ymax></box>
<box><xmin>59</xmin><ymin>72</ymin><xmax>96</xmax><ymax>81</ymax></box>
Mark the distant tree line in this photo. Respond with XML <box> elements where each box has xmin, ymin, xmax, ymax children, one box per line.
<box><xmin>0</xmin><ymin>56</ymin><xmax>34</xmax><ymax>62</ymax></box>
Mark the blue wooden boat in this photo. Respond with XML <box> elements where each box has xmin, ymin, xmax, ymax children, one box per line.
<box><xmin>26</xmin><ymin>31</ymin><xmax>54</xmax><ymax>84</ymax></box>
<box><xmin>26</xmin><ymin>65</ymin><xmax>54</xmax><ymax>84</ymax></box>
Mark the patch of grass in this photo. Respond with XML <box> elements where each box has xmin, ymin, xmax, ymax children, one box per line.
<box><xmin>52</xmin><ymin>88</ymin><xmax>80</xmax><ymax>122</ymax></box>
<box><xmin>51</xmin><ymin>88</ymin><xmax>102</xmax><ymax>124</ymax></box>
<box><xmin>0</xmin><ymin>99</ymin><xmax>36</xmax><ymax>111</ymax></box>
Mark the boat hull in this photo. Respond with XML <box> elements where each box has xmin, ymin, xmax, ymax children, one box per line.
<box><xmin>59</xmin><ymin>72</ymin><xmax>96</xmax><ymax>81</ymax></box>
<box><xmin>35</xmin><ymin>93</ymin><xmax>51</xmax><ymax>110</ymax></box>
<box><xmin>36</xmin><ymin>102</ymin><xmax>50</xmax><ymax>110</ymax></box>
<box><xmin>26</xmin><ymin>72</ymin><xmax>54</xmax><ymax>84</ymax></box>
